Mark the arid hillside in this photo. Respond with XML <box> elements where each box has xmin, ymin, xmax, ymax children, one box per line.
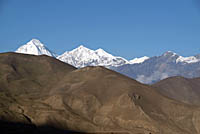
<box><xmin>0</xmin><ymin>53</ymin><xmax>200</xmax><ymax>134</ymax></box>
<box><xmin>153</xmin><ymin>76</ymin><xmax>200</xmax><ymax>106</ymax></box>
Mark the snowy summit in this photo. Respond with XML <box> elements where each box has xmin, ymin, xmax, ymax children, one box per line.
<box><xmin>15</xmin><ymin>39</ymin><xmax>56</xmax><ymax>57</ymax></box>
<box><xmin>129</xmin><ymin>56</ymin><xmax>149</xmax><ymax>64</ymax></box>
<box><xmin>15</xmin><ymin>39</ymin><xmax>200</xmax><ymax>70</ymax></box>
<box><xmin>57</xmin><ymin>45</ymin><xmax>129</xmax><ymax>68</ymax></box>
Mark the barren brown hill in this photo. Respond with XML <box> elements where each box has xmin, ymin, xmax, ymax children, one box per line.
<box><xmin>153</xmin><ymin>76</ymin><xmax>200</xmax><ymax>106</ymax></box>
<box><xmin>0</xmin><ymin>53</ymin><xmax>200</xmax><ymax>134</ymax></box>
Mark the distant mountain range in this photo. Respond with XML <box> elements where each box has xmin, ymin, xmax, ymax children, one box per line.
<box><xmin>15</xmin><ymin>39</ymin><xmax>200</xmax><ymax>84</ymax></box>
<box><xmin>15</xmin><ymin>39</ymin><xmax>147</xmax><ymax>67</ymax></box>
<box><xmin>112</xmin><ymin>51</ymin><xmax>200</xmax><ymax>84</ymax></box>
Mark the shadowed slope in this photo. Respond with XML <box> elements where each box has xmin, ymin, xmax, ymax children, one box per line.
<box><xmin>0</xmin><ymin>53</ymin><xmax>200</xmax><ymax>134</ymax></box>
<box><xmin>0</xmin><ymin>52</ymin><xmax>76</xmax><ymax>97</ymax></box>
<box><xmin>153</xmin><ymin>76</ymin><xmax>200</xmax><ymax>106</ymax></box>
<box><xmin>0</xmin><ymin>120</ymin><xmax>82</xmax><ymax>134</ymax></box>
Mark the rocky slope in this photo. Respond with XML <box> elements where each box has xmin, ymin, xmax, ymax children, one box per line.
<box><xmin>1</xmin><ymin>52</ymin><xmax>200</xmax><ymax>134</ymax></box>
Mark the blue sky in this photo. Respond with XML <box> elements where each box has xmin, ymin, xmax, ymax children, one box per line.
<box><xmin>0</xmin><ymin>0</ymin><xmax>200</xmax><ymax>59</ymax></box>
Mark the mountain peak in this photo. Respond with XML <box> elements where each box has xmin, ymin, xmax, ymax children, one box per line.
<box><xmin>71</xmin><ymin>45</ymin><xmax>92</xmax><ymax>52</ymax></box>
<box><xmin>95</xmin><ymin>48</ymin><xmax>114</xmax><ymax>57</ymax></box>
<box><xmin>77</xmin><ymin>45</ymin><xmax>88</xmax><ymax>49</ymax></box>
<box><xmin>15</xmin><ymin>39</ymin><xmax>56</xmax><ymax>57</ymax></box>
<box><xmin>95</xmin><ymin>48</ymin><xmax>104</xmax><ymax>52</ymax></box>
<box><xmin>77</xmin><ymin>45</ymin><xmax>84</xmax><ymax>48</ymax></box>
<box><xmin>57</xmin><ymin>46</ymin><xmax>127</xmax><ymax>68</ymax></box>
<box><xmin>163</xmin><ymin>51</ymin><xmax>178</xmax><ymax>57</ymax></box>
<box><xmin>28</xmin><ymin>39</ymin><xmax>44</xmax><ymax>46</ymax></box>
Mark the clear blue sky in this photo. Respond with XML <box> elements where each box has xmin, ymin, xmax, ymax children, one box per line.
<box><xmin>1</xmin><ymin>0</ymin><xmax>200</xmax><ymax>59</ymax></box>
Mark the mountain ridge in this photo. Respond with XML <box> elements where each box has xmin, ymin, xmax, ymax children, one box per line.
<box><xmin>15</xmin><ymin>39</ymin><xmax>151</xmax><ymax>67</ymax></box>
<box><xmin>15</xmin><ymin>39</ymin><xmax>200</xmax><ymax>83</ymax></box>
<box><xmin>15</xmin><ymin>39</ymin><xmax>200</xmax><ymax>66</ymax></box>
<box><xmin>112</xmin><ymin>51</ymin><xmax>200</xmax><ymax>84</ymax></box>
<box><xmin>57</xmin><ymin>45</ymin><xmax>129</xmax><ymax>68</ymax></box>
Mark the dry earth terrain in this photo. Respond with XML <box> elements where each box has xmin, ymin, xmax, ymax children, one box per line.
<box><xmin>0</xmin><ymin>53</ymin><xmax>200</xmax><ymax>134</ymax></box>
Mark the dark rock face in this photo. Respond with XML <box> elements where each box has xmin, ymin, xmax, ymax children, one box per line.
<box><xmin>0</xmin><ymin>53</ymin><xmax>200</xmax><ymax>134</ymax></box>
<box><xmin>112</xmin><ymin>52</ymin><xmax>200</xmax><ymax>84</ymax></box>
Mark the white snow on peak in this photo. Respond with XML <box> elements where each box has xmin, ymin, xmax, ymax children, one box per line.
<box><xmin>29</xmin><ymin>39</ymin><xmax>44</xmax><ymax>47</ymax></box>
<box><xmin>163</xmin><ymin>51</ymin><xmax>178</xmax><ymax>57</ymax></box>
<box><xmin>129</xmin><ymin>56</ymin><xmax>149</xmax><ymax>64</ymax></box>
<box><xmin>15</xmin><ymin>39</ymin><xmax>200</xmax><ymax>68</ymax></box>
<box><xmin>15</xmin><ymin>39</ymin><xmax>56</xmax><ymax>57</ymax></box>
<box><xmin>162</xmin><ymin>51</ymin><xmax>200</xmax><ymax>64</ymax></box>
<box><xmin>72</xmin><ymin>45</ymin><xmax>90</xmax><ymax>51</ymax></box>
<box><xmin>95</xmin><ymin>48</ymin><xmax>115</xmax><ymax>58</ymax></box>
<box><xmin>176</xmin><ymin>56</ymin><xmax>200</xmax><ymax>64</ymax></box>
<box><xmin>57</xmin><ymin>45</ymin><xmax>128</xmax><ymax>68</ymax></box>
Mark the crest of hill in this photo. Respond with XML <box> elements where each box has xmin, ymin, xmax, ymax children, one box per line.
<box><xmin>0</xmin><ymin>52</ymin><xmax>76</xmax><ymax>96</ymax></box>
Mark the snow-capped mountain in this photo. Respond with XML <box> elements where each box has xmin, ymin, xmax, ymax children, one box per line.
<box><xmin>15</xmin><ymin>39</ymin><xmax>147</xmax><ymax>68</ymax></box>
<box><xmin>112</xmin><ymin>51</ymin><xmax>200</xmax><ymax>84</ymax></box>
<box><xmin>161</xmin><ymin>51</ymin><xmax>200</xmax><ymax>64</ymax></box>
<box><xmin>57</xmin><ymin>45</ymin><xmax>129</xmax><ymax>68</ymax></box>
<box><xmin>16</xmin><ymin>39</ymin><xmax>56</xmax><ymax>57</ymax></box>
<box><xmin>14</xmin><ymin>39</ymin><xmax>200</xmax><ymax>84</ymax></box>
<box><xmin>129</xmin><ymin>56</ymin><xmax>149</xmax><ymax>64</ymax></box>
<box><xmin>176</xmin><ymin>56</ymin><xmax>200</xmax><ymax>63</ymax></box>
